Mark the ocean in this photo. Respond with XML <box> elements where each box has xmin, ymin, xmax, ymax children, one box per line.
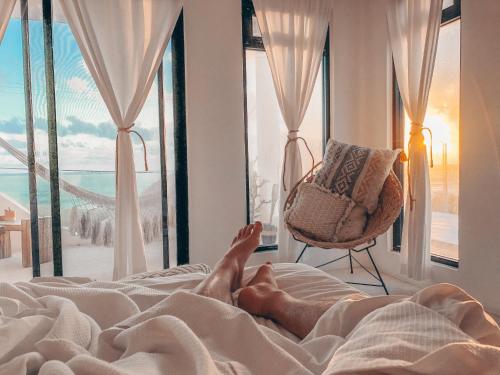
<box><xmin>0</xmin><ymin>170</ymin><xmax>161</xmax><ymax>216</ymax></box>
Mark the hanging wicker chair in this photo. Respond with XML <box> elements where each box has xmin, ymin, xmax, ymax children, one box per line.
<box><xmin>284</xmin><ymin>161</ymin><xmax>404</xmax><ymax>295</ymax></box>
<box><xmin>284</xmin><ymin>162</ymin><xmax>404</xmax><ymax>249</ymax></box>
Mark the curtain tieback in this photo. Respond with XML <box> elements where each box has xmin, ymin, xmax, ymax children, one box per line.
<box><xmin>404</xmin><ymin>123</ymin><xmax>434</xmax><ymax>211</ymax></box>
<box><xmin>282</xmin><ymin>130</ymin><xmax>314</xmax><ymax>192</ymax></box>
<box><xmin>115</xmin><ymin>124</ymin><xmax>149</xmax><ymax>187</ymax></box>
<box><xmin>116</xmin><ymin>125</ymin><xmax>149</xmax><ymax>172</ymax></box>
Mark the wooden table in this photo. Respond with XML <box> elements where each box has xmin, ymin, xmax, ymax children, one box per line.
<box><xmin>0</xmin><ymin>226</ymin><xmax>11</xmax><ymax>259</ymax></box>
<box><xmin>0</xmin><ymin>220</ymin><xmax>22</xmax><ymax>259</ymax></box>
<box><xmin>0</xmin><ymin>220</ymin><xmax>23</xmax><ymax>233</ymax></box>
<box><xmin>0</xmin><ymin>219</ymin><xmax>52</xmax><ymax>267</ymax></box>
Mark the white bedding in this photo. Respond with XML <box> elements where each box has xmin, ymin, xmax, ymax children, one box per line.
<box><xmin>1</xmin><ymin>263</ymin><xmax>499</xmax><ymax>374</ymax></box>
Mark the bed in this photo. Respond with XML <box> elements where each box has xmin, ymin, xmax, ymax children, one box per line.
<box><xmin>1</xmin><ymin>263</ymin><xmax>499</xmax><ymax>374</ymax></box>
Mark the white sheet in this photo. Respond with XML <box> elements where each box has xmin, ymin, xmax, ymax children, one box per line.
<box><xmin>1</xmin><ymin>263</ymin><xmax>499</xmax><ymax>374</ymax></box>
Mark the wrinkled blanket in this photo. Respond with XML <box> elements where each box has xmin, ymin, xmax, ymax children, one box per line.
<box><xmin>1</xmin><ymin>265</ymin><xmax>500</xmax><ymax>374</ymax></box>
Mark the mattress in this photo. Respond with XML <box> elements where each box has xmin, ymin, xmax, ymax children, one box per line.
<box><xmin>1</xmin><ymin>263</ymin><xmax>499</xmax><ymax>374</ymax></box>
<box><xmin>122</xmin><ymin>262</ymin><xmax>363</xmax><ymax>297</ymax></box>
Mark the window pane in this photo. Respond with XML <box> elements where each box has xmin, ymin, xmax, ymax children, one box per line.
<box><xmin>163</xmin><ymin>46</ymin><xmax>178</xmax><ymax>266</ymax></box>
<box><xmin>51</xmin><ymin>16</ymin><xmax>115</xmax><ymax>279</ymax></box>
<box><xmin>251</xmin><ymin>16</ymin><xmax>262</xmax><ymax>38</ymax></box>
<box><xmin>1</xmin><ymin>2</ymin><xmax>178</xmax><ymax>280</ymax></box>
<box><xmin>134</xmin><ymin>75</ymin><xmax>164</xmax><ymax>274</ymax></box>
<box><xmin>0</xmin><ymin>0</ymin><xmax>58</xmax><ymax>280</ymax></box>
<box><xmin>0</xmin><ymin>9</ymin><xmax>32</xmax><ymax>281</ymax></box>
<box><xmin>442</xmin><ymin>0</ymin><xmax>454</xmax><ymax>10</ymax></box>
<box><xmin>404</xmin><ymin>20</ymin><xmax>460</xmax><ymax>260</ymax></box>
<box><xmin>245</xmin><ymin>49</ymin><xmax>323</xmax><ymax>246</ymax></box>
<box><xmin>51</xmin><ymin>8</ymin><xmax>170</xmax><ymax>278</ymax></box>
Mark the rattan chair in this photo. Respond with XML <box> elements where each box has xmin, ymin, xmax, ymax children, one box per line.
<box><xmin>284</xmin><ymin>163</ymin><xmax>404</xmax><ymax>295</ymax></box>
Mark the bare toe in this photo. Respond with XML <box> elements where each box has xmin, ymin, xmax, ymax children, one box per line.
<box><xmin>244</xmin><ymin>224</ymin><xmax>254</xmax><ymax>238</ymax></box>
<box><xmin>253</xmin><ymin>221</ymin><xmax>263</xmax><ymax>235</ymax></box>
<box><xmin>237</xmin><ymin>226</ymin><xmax>247</xmax><ymax>240</ymax></box>
<box><xmin>249</xmin><ymin>221</ymin><xmax>262</xmax><ymax>242</ymax></box>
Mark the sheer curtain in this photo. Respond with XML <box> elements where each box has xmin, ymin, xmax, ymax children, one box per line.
<box><xmin>253</xmin><ymin>0</ymin><xmax>332</xmax><ymax>262</ymax></box>
<box><xmin>0</xmin><ymin>0</ymin><xmax>16</xmax><ymax>43</ymax></box>
<box><xmin>387</xmin><ymin>0</ymin><xmax>442</xmax><ymax>280</ymax></box>
<box><xmin>59</xmin><ymin>0</ymin><xmax>182</xmax><ymax>280</ymax></box>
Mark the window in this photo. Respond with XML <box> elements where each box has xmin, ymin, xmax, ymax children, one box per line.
<box><xmin>0</xmin><ymin>0</ymin><xmax>186</xmax><ymax>280</ymax></box>
<box><xmin>52</xmin><ymin>14</ymin><xmax>170</xmax><ymax>278</ymax></box>
<box><xmin>242</xmin><ymin>0</ymin><xmax>330</xmax><ymax>250</ymax></box>
<box><xmin>0</xmin><ymin>0</ymin><xmax>58</xmax><ymax>279</ymax></box>
<box><xmin>393</xmin><ymin>0</ymin><xmax>461</xmax><ymax>267</ymax></box>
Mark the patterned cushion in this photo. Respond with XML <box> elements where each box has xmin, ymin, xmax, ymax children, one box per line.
<box><xmin>314</xmin><ymin>140</ymin><xmax>400</xmax><ymax>214</ymax></box>
<box><xmin>285</xmin><ymin>182</ymin><xmax>356</xmax><ymax>242</ymax></box>
<box><xmin>336</xmin><ymin>204</ymin><xmax>368</xmax><ymax>242</ymax></box>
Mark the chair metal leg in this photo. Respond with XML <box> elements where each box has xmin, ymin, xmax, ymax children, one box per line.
<box><xmin>295</xmin><ymin>243</ymin><xmax>308</xmax><ymax>263</ymax></box>
<box><xmin>314</xmin><ymin>253</ymin><xmax>350</xmax><ymax>269</ymax></box>
<box><xmin>348</xmin><ymin>249</ymin><xmax>353</xmax><ymax>274</ymax></box>
<box><xmin>366</xmin><ymin>248</ymin><xmax>389</xmax><ymax>295</ymax></box>
<box><xmin>293</xmin><ymin>239</ymin><xmax>389</xmax><ymax>295</ymax></box>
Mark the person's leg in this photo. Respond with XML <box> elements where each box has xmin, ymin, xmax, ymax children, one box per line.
<box><xmin>238</xmin><ymin>264</ymin><xmax>335</xmax><ymax>339</ymax></box>
<box><xmin>194</xmin><ymin>222</ymin><xmax>262</xmax><ymax>304</ymax></box>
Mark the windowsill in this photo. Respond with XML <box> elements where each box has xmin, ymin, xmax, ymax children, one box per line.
<box><xmin>431</xmin><ymin>255</ymin><xmax>459</xmax><ymax>268</ymax></box>
<box><xmin>255</xmin><ymin>244</ymin><xmax>278</xmax><ymax>253</ymax></box>
<box><xmin>391</xmin><ymin>247</ymin><xmax>459</xmax><ymax>268</ymax></box>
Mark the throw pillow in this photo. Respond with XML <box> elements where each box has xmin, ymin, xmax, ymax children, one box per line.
<box><xmin>314</xmin><ymin>139</ymin><xmax>400</xmax><ymax>214</ymax></box>
<box><xmin>336</xmin><ymin>204</ymin><xmax>368</xmax><ymax>242</ymax></box>
<box><xmin>285</xmin><ymin>182</ymin><xmax>356</xmax><ymax>242</ymax></box>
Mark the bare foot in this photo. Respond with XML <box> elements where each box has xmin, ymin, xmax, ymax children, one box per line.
<box><xmin>194</xmin><ymin>222</ymin><xmax>262</xmax><ymax>304</ymax></box>
<box><xmin>238</xmin><ymin>263</ymin><xmax>285</xmax><ymax>318</ymax></box>
<box><xmin>246</xmin><ymin>262</ymin><xmax>278</xmax><ymax>288</ymax></box>
<box><xmin>239</xmin><ymin>263</ymin><xmax>332</xmax><ymax>339</ymax></box>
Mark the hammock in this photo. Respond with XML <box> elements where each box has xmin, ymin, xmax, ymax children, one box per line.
<box><xmin>0</xmin><ymin>136</ymin><xmax>164</xmax><ymax>245</ymax></box>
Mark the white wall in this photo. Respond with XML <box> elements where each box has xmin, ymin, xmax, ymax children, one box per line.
<box><xmin>183</xmin><ymin>0</ymin><xmax>249</xmax><ymax>266</ymax></box>
<box><xmin>458</xmin><ymin>0</ymin><xmax>500</xmax><ymax>312</ymax></box>
<box><xmin>331</xmin><ymin>0</ymin><xmax>391</xmax><ymax>148</ymax></box>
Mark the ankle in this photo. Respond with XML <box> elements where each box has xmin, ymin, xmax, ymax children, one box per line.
<box><xmin>264</xmin><ymin>289</ymin><xmax>290</xmax><ymax>319</ymax></box>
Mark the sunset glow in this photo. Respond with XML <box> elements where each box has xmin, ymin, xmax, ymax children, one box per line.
<box><xmin>404</xmin><ymin>18</ymin><xmax>460</xmax><ymax>260</ymax></box>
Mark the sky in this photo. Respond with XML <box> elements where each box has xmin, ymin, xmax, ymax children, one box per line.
<box><xmin>404</xmin><ymin>19</ymin><xmax>461</xmax><ymax>166</ymax></box>
<box><xmin>0</xmin><ymin>16</ymin><xmax>174</xmax><ymax>173</ymax></box>
<box><xmin>0</xmin><ymin>9</ymin><xmax>460</xmax><ymax>175</ymax></box>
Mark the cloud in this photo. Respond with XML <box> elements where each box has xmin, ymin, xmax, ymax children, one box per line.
<box><xmin>58</xmin><ymin>116</ymin><xmax>114</xmax><ymax>139</ymax></box>
<box><xmin>0</xmin><ymin>118</ymin><xmax>25</xmax><ymax>134</ymax></box>
<box><xmin>67</xmin><ymin>77</ymin><xmax>88</xmax><ymax>94</ymax></box>
<box><xmin>33</xmin><ymin>117</ymin><xmax>47</xmax><ymax>132</ymax></box>
<box><xmin>61</xmin><ymin>117</ymin><xmax>154</xmax><ymax>142</ymax></box>
<box><xmin>1</xmin><ymin>116</ymin><xmax>154</xmax><ymax>146</ymax></box>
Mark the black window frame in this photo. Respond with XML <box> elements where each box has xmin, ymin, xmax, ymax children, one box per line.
<box><xmin>16</xmin><ymin>0</ymin><xmax>187</xmax><ymax>277</ymax></box>
<box><xmin>392</xmin><ymin>0</ymin><xmax>461</xmax><ymax>269</ymax></box>
<box><xmin>241</xmin><ymin>0</ymin><xmax>331</xmax><ymax>252</ymax></box>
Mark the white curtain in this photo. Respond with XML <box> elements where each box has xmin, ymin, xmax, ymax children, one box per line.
<box><xmin>253</xmin><ymin>0</ymin><xmax>332</xmax><ymax>262</ymax></box>
<box><xmin>0</xmin><ymin>0</ymin><xmax>16</xmax><ymax>44</ymax></box>
<box><xmin>387</xmin><ymin>0</ymin><xmax>442</xmax><ymax>280</ymax></box>
<box><xmin>59</xmin><ymin>0</ymin><xmax>182</xmax><ymax>280</ymax></box>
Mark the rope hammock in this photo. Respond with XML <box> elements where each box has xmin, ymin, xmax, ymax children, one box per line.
<box><xmin>0</xmin><ymin>136</ymin><xmax>165</xmax><ymax>246</ymax></box>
